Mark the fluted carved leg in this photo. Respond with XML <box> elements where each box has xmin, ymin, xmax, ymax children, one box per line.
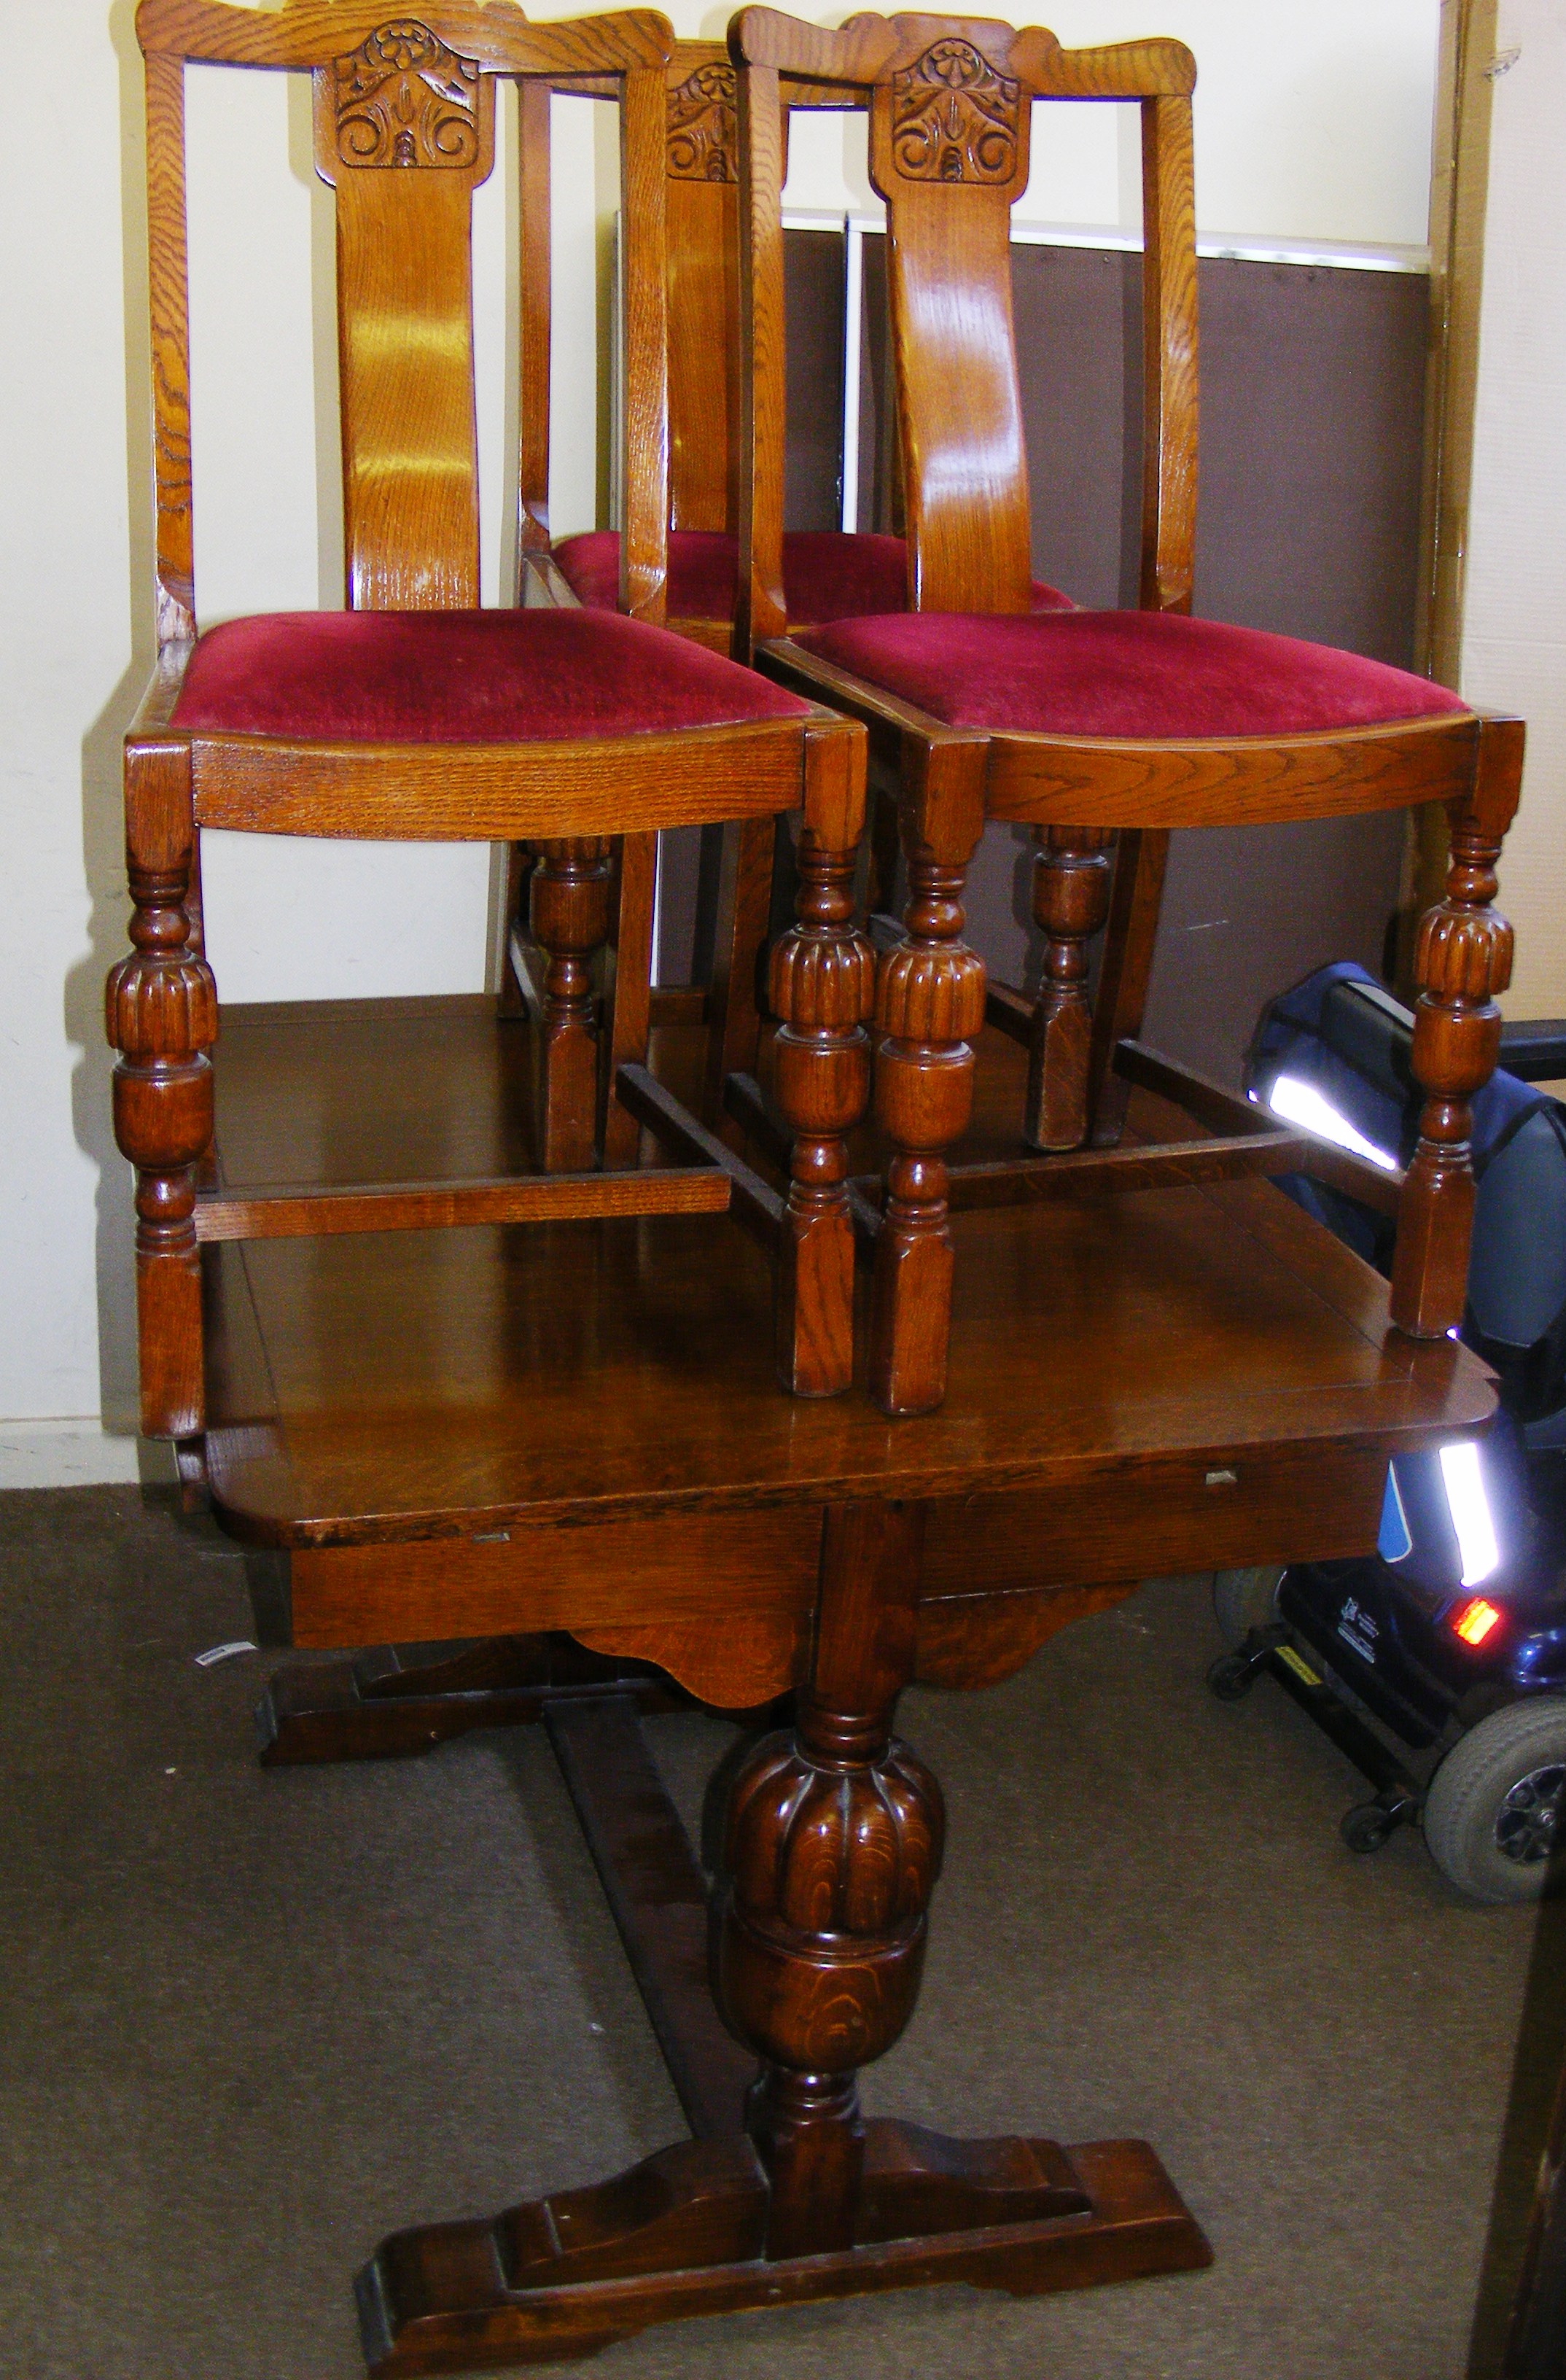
<box><xmin>107</xmin><ymin>743</ymin><xmax>217</xmax><ymax>1439</ymax></box>
<box><xmin>357</xmin><ymin>1499</ymin><xmax>1210</xmax><ymax>2373</ymax></box>
<box><xmin>1024</xmin><ymin>827</ymin><xmax>1113</xmax><ymax>1152</ymax></box>
<box><xmin>768</xmin><ymin>831</ymin><xmax>875</xmax><ymax>1396</ymax></box>
<box><xmin>526</xmin><ymin>837</ymin><xmax>612</xmax><ymax>1172</ymax></box>
<box><xmin>869</xmin><ymin>745</ymin><xmax>987</xmax><ymax>1418</ymax></box>
<box><xmin>1392</xmin><ymin>729</ymin><xmax>1522</xmax><ymax>1337</ymax></box>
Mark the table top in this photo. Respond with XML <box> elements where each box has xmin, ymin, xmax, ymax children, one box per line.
<box><xmin>200</xmin><ymin>997</ymin><xmax>1496</xmax><ymax>1547</ymax></box>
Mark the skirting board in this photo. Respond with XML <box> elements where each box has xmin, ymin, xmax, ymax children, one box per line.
<box><xmin>0</xmin><ymin>1420</ymin><xmax>175</xmax><ymax>1492</ymax></box>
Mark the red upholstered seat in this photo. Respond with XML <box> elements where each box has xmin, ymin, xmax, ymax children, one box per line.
<box><xmin>553</xmin><ymin>529</ymin><xmax>1075</xmax><ymax>628</ymax></box>
<box><xmin>792</xmin><ymin>609</ymin><xmax>1470</xmax><ymax>740</ymax></box>
<box><xmin>170</xmin><ymin>607</ymin><xmax>811</xmax><ymax>743</ymax></box>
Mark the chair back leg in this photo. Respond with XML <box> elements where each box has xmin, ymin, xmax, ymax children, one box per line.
<box><xmin>1085</xmin><ymin>827</ymin><xmax>1169</xmax><ymax>1149</ymax></box>
<box><xmin>109</xmin><ymin>741</ymin><xmax>216</xmax><ymax>1437</ymax></box>
<box><xmin>601</xmin><ymin>833</ymin><xmax>658</xmax><ymax>1168</ymax></box>
<box><xmin>1024</xmin><ymin>826</ymin><xmax>1114</xmax><ymax>1151</ymax></box>
<box><xmin>526</xmin><ymin>838</ymin><xmax>614</xmax><ymax>1172</ymax></box>
<box><xmin>703</xmin><ymin>815</ymin><xmax>778</xmax><ymax>1131</ymax></box>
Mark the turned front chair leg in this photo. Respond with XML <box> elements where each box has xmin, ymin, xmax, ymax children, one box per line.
<box><xmin>528</xmin><ymin>837</ymin><xmax>612</xmax><ymax>1172</ymax></box>
<box><xmin>1024</xmin><ymin>826</ymin><xmax>1113</xmax><ymax>1152</ymax></box>
<box><xmin>1391</xmin><ymin>726</ymin><xmax>1522</xmax><ymax>1336</ymax></box>
<box><xmin>768</xmin><ymin>718</ymin><xmax>875</xmax><ymax>1396</ymax></box>
<box><xmin>106</xmin><ymin>742</ymin><xmax>217</xmax><ymax>1440</ymax></box>
<box><xmin>869</xmin><ymin>742</ymin><xmax>987</xmax><ymax>1418</ymax></box>
<box><xmin>716</xmin><ymin>1501</ymin><xmax>940</xmax><ymax>2258</ymax></box>
<box><xmin>769</xmin><ymin>831</ymin><xmax>875</xmax><ymax>1396</ymax></box>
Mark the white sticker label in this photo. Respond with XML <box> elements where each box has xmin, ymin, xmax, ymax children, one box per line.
<box><xmin>194</xmin><ymin>1640</ymin><xmax>257</xmax><ymax>1668</ymax></box>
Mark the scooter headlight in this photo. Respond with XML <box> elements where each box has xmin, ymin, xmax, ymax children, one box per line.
<box><xmin>1438</xmin><ymin>1441</ymin><xmax>1501</xmax><ymax>1588</ymax></box>
<box><xmin>1262</xmin><ymin>1073</ymin><xmax>1399</xmax><ymax>1172</ymax></box>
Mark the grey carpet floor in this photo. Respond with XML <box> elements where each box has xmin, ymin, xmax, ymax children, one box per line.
<box><xmin>0</xmin><ymin>1484</ymin><xmax>1546</xmax><ymax>2379</ymax></box>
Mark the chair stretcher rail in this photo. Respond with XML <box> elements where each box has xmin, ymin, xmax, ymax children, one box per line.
<box><xmin>194</xmin><ymin>1167</ymin><xmax>733</xmax><ymax>1242</ymax></box>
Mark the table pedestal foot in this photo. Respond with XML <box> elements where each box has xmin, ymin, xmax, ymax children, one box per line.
<box><xmin>357</xmin><ymin>2128</ymin><xmax>1210</xmax><ymax>2375</ymax></box>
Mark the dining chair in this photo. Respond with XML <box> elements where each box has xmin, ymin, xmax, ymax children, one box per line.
<box><xmin>108</xmin><ymin>0</ymin><xmax>879</xmax><ymax>1438</ymax></box>
<box><xmin>729</xmin><ymin>5</ymin><xmax>1523</xmax><ymax>1417</ymax></box>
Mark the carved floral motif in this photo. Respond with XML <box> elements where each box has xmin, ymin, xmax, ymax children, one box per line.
<box><xmin>334</xmin><ymin>20</ymin><xmax>480</xmax><ymax>170</ymax></box>
<box><xmin>665</xmin><ymin>60</ymin><xmax>737</xmax><ymax>182</ymax></box>
<box><xmin>890</xmin><ymin>37</ymin><xmax>1021</xmax><ymax>184</ymax></box>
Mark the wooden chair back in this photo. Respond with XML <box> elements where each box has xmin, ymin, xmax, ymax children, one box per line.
<box><xmin>141</xmin><ymin>0</ymin><xmax>673</xmax><ymax>647</ymax></box>
<box><xmin>732</xmin><ymin>7</ymin><xmax>1196</xmax><ymax>646</ymax></box>
<box><xmin>518</xmin><ymin>40</ymin><xmax>862</xmax><ymax>577</ymax></box>
<box><xmin>513</xmin><ymin>41</ymin><xmax>743</xmax><ymax>588</ymax></box>
<box><xmin>664</xmin><ymin>46</ymin><xmax>744</xmax><ymax>534</ymax></box>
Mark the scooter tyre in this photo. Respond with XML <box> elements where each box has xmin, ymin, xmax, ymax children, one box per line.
<box><xmin>1423</xmin><ymin>1697</ymin><xmax>1566</xmax><ymax>1903</ymax></box>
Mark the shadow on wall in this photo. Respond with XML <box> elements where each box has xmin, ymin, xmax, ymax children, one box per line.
<box><xmin>65</xmin><ymin>0</ymin><xmax>161</xmax><ymax>1460</ymax></box>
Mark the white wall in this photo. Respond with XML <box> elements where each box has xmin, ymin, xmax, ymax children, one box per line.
<box><xmin>0</xmin><ymin>0</ymin><xmax>1446</xmax><ymax>1475</ymax></box>
<box><xmin>1456</xmin><ymin>1</ymin><xmax>1566</xmax><ymax>1023</ymax></box>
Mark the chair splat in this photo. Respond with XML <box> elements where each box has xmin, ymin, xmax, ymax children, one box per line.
<box><xmin>311</xmin><ymin>27</ymin><xmax>496</xmax><ymax>610</ymax></box>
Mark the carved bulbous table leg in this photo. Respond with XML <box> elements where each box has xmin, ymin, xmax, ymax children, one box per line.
<box><xmin>717</xmin><ymin>1684</ymin><xmax>944</xmax><ymax>2256</ymax></box>
<box><xmin>357</xmin><ymin>1504</ymin><xmax>1210</xmax><ymax>2374</ymax></box>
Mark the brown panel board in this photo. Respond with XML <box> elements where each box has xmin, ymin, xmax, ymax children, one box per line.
<box><xmin>665</xmin><ymin>233</ymin><xmax>1428</xmax><ymax>1079</ymax></box>
<box><xmin>949</xmin><ymin>241</ymin><xmax>1425</xmax><ymax>1084</ymax></box>
<box><xmin>784</xmin><ymin>226</ymin><xmax>847</xmax><ymax>530</ymax></box>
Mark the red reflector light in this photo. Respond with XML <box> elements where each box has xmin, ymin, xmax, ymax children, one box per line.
<box><xmin>1451</xmin><ymin>1597</ymin><xmax>1503</xmax><ymax>1646</ymax></box>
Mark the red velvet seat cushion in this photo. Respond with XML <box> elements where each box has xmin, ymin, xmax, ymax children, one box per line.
<box><xmin>553</xmin><ymin>529</ymin><xmax>1074</xmax><ymax>626</ymax></box>
<box><xmin>170</xmin><ymin>607</ymin><xmax>811</xmax><ymax>742</ymax></box>
<box><xmin>792</xmin><ymin>609</ymin><xmax>1470</xmax><ymax>739</ymax></box>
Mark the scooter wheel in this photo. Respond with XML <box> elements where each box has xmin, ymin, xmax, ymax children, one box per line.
<box><xmin>1206</xmin><ymin>1651</ymin><xmax>1258</xmax><ymax>1703</ymax></box>
<box><xmin>1422</xmin><ymin>1698</ymin><xmax>1566</xmax><ymax>1904</ymax></box>
<box><xmin>1341</xmin><ymin>1801</ymin><xmax>1399</xmax><ymax>1855</ymax></box>
<box><xmin>1211</xmin><ymin>1566</ymin><xmax>1287</xmax><ymax>1651</ymax></box>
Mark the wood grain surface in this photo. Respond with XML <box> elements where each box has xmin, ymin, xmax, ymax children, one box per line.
<box><xmin>731</xmin><ymin>4</ymin><xmax>1522</xmax><ymax>1394</ymax></box>
<box><xmin>187</xmin><ymin>719</ymin><xmax>809</xmax><ymax>839</ymax></box>
<box><xmin>196</xmin><ymin>1006</ymin><xmax>1497</xmax><ymax>1548</ymax></box>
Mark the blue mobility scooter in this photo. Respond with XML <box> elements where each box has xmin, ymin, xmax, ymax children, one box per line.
<box><xmin>1206</xmin><ymin>964</ymin><xmax>1566</xmax><ymax>1902</ymax></box>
